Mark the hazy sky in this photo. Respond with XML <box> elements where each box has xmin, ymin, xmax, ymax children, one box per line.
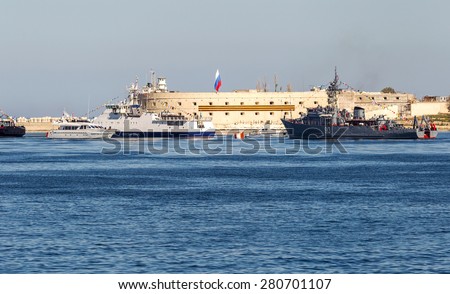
<box><xmin>1</xmin><ymin>0</ymin><xmax>449</xmax><ymax>117</ymax></box>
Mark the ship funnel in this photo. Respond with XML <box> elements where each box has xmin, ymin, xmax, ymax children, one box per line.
<box><xmin>353</xmin><ymin>107</ymin><xmax>365</xmax><ymax>120</ymax></box>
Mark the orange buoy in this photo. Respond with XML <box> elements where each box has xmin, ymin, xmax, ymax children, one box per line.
<box><xmin>234</xmin><ymin>131</ymin><xmax>245</xmax><ymax>139</ymax></box>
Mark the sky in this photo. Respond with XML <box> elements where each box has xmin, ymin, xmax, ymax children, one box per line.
<box><xmin>1</xmin><ymin>0</ymin><xmax>449</xmax><ymax>117</ymax></box>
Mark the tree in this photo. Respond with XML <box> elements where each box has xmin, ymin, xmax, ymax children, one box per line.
<box><xmin>381</xmin><ymin>87</ymin><xmax>396</xmax><ymax>94</ymax></box>
<box><xmin>447</xmin><ymin>98</ymin><xmax>450</xmax><ymax>112</ymax></box>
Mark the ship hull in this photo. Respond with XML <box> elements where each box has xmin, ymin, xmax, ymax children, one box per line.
<box><xmin>416</xmin><ymin>130</ymin><xmax>438</xmax><ymax>139</ymax></box>
<box><xmin>47</xmin><ymin>130</ymin><xmax>115</xmax><ymax>139</ymax></box>
<box><xmin>281</xmin><ymin>119</ymin><xmax>424</xmax><ymax>140</ymax></box>
<box><xmin>114</xmin><ymin>130</ymin><xmax>216</xmax><ymax>138</ymax></box>
<box><xmin>95</xmin><ymin>111</ymin><xmax>216</xmax><ymax>138</ymax></box>
<box><xmin>0</xmin><ymin>126</ymin><xmax>26</xmax><ymax>137</ymax></box>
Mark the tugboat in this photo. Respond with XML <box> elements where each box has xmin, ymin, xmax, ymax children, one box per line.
<box><xmin>0</xmin><ymin>112</ymin><xmax>26</xmax><ymax>137</ymax></box>
<box><xmin>281</xmin><ymin>70</ymin><xmax>438</xmax><ymax>140</ymax></box>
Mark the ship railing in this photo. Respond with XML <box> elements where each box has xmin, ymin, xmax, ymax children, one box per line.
<box><xmin>105</xmin><ymin>104</ymin><xmax>120</xmax><ymax>109</ymax></box>
<box><xmin>192</xmin><ymin>116</ymin><xmax>212</xmax><ymax>122</ymax></box>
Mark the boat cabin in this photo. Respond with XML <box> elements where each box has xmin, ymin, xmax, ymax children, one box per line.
<box><xmin>57</xmin><ymin>123</ymin><xmax>105</xmax><ymax>130</ymax></box>
<box><xmin>0</xmin><ymin>119</ymin><xmax>14</xmax><ymax>128</ymax></box>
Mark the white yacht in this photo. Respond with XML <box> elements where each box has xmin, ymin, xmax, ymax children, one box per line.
<box><xmin>46</xmin><ymin>120</ymin><xmax>115</xmax><ymax>139</ymax></box>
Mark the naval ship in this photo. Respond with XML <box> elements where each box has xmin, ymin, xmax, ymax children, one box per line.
<box><xmin>94</xmin><ymin>80</ymin><xmax>215</xmax><ymax>138</ymax></box>
<box><xmin>0</xmin><ymin>112</ymin><xmax>26</xmax><ymax>137</ymax></box>
<box><xmin>281</xmin><ymin>71</ymin><xmax>438</xmax><ymax>140</ymax></box>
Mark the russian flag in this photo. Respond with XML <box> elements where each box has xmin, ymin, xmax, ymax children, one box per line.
<box><xmin>214</xmin><ymin>69</ymin><xmax>222</xmax><ymax>92</ymax></box>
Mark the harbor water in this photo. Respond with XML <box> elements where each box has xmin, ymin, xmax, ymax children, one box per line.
<box><xmin>1</xmin><ymin>133</ymin><xmax>450</xmax><ymax>273</ymax></box>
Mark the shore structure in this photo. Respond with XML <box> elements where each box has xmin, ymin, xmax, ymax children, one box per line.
<box><xmin>138</xmin><ymin>76</ymin><xmax>417</xmax><ymax>131</ymax></box>
<box><xmin>12</xmin><ymin>74</ymin><xmax>450</xmax><ymax>132</ymax></box>
<box><xmin>16</xmin><ymin>116</ymin><xmax>84</xmax><ymax>132</ymax></box>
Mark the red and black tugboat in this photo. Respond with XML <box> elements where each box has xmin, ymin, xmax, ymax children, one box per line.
<box><xmin>0</xmin><ymin>112</ymin><xmax>26</xmax><ymax>137</ymax></box>
<box><xmin>281</xmin><ymin>70</ymin><xmax>438</xmax><ymax>140</ymax></box>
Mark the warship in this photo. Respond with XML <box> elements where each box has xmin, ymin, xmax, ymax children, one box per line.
<box><xmin>281</xmin><ymin>70</ymin><xmax>438</xmax><ymax>140</ymax></box>
<box><xmin>0</xmin><ymin>112</ymin><xmax>26</xmax><ymax>137</ymax></box>
<box><xmin>94</xmin><ymin>80</ymin><xmax>215</xmax><ymax>138</ymax></box>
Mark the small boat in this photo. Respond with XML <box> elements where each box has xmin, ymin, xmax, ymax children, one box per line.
<box><xmin>414</xmin><ymin>116</ymin><xmax>438</xmax><ymax>139</ymax></box>
<box><xmin>46</xmin><ymin>119</ymin><xmax>115</xmax><ymax>139</ymax></box>
<box><xmin>0</xmin><ymin>113</ymin><xmax>26</xmax><ymax>137</ymax></box>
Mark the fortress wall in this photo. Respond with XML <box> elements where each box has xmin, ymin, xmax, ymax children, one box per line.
<box><xmin>142</xmin><ymin>90</ymin><xmax>414</xmax><ymax>129</ymax></box>
<box><xmin>411</xmin><ymin>102</ymin><xmax>448</xmax><ymax>116</ymax></box>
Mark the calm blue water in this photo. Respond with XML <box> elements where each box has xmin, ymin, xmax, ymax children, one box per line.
<box><xmin>1</xmin><ymin>133</ymin><xmax>450</xmax><ymax>273</ymax></box>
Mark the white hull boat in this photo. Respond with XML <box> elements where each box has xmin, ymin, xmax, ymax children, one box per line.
<box><xmin>47</xmin><ymin>121</ymin><xmax>115</xmax><ymax>139</ymax></box>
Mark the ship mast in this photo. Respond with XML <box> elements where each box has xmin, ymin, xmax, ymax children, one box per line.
<box><xmin>0</xmin><ymin>108</ymin><xmax>14</xmax><ymax>121</ymax></box>
<box><xmin>326</xmin><ymin>67</ymin><xmax>341</xmax><ymax>109</ymax></box>
<box><xmin>326</xmin><ymin>67</ymin><xmax>341</xmax><ymax>126</ymax></box>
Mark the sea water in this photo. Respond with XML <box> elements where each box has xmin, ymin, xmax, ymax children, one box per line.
<box><xmin>1</xmin><ymin>133</ymin><xmax>449</xmax><ymax>273</ymax></box>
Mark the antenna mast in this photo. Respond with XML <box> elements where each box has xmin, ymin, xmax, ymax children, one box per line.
<box><xmin>274</xmin><ymin>74</ymin><xmax>278</xmax><ymax>92</ymax></box>
<box><xmin>326</xmin><ymin>67</ymin><xmax>341</xmax><ymax>109</ymax></box>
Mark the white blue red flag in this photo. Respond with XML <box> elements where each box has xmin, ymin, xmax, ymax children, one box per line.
<box><xmin>214</xmin><ymin>69</ymin><xmax>222</xmax><ymax>92</ymax></box>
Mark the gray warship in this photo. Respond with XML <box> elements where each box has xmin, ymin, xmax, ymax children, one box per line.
<box><xmin>281</xmin><ymin>71</ymin><xmax>438</xmax><ymax>140</ymax></box>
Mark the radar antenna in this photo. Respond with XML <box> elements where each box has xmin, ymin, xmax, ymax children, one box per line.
<box><xmin>326</xmin><ymin>67</ymin><xmax>341</xmax><ymax>107</ymax></box>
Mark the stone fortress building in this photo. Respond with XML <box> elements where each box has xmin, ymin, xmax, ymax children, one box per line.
<box><xmin>139</xmin><ymin>76</ymin><xmax>416</xmax><ymax>130</ymax></box>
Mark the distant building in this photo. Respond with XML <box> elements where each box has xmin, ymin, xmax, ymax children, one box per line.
<box><xmin>423</xmin><ymin>95</ymin><xmax>450</xmax><ymax>102</ymax></box>
<box><xmin>17</xmin><ymin>117</ymin><xmax>60</xmax><ymax>123</ymax></box>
